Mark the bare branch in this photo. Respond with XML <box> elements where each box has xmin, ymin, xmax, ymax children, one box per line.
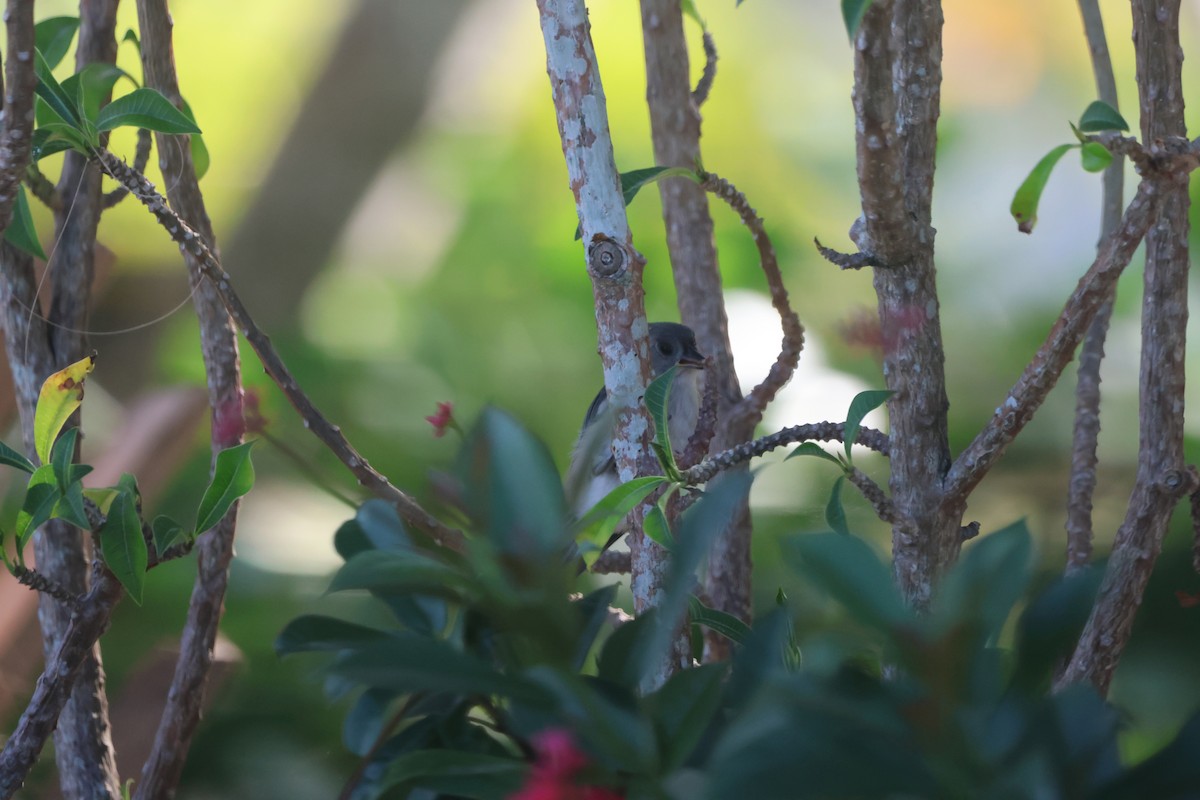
<box><xmin>691</xmin><ymin>32</ymin><xmax>716</xmax><ymax>106</ymax></box>
<box><xmin>847</xmin><ymin>467</ymin><xmax>895</xmax><ymax>523</ymax></box>
<box><xmin>0</xmin><ymin>0</ymin><xmax>37</xmax><ymax>238</ymax></box>
<box><xmin>102</xmin><ymin>128</ymin><xmax>152</xmax><ymax>209</ymax></box>
<box><xmin>590</xmin><ymin>549</ymin><xmax>631</xmax><ymax>575</ymax></box>
<box><xmin>814</xmin><ymin>237</ymin><xmax>884</xmax><ymax>270</ymax></box>
<box><xmin>1066</xmin><ymin>0</ymin><xmax>1125</xmax><ymax>574</ymax></box>
<box><xmin>682</xmin><ymin>421</ymin><xmax>888</xmax><ymax>485</ymax></box>
<box><xmin>944</xmin><ymin>179</ymin><xmax>1162</xmax><ymax>505</ymax></box>
<box><xmin>24</xmin><ymin>164</ymin><xmax>62</xmax><ymax>211</ymax></box>
<box><xmin>1059</xmin><ymin>0</ymin><xmax>1192</xmax><ymax>696</ymax></box>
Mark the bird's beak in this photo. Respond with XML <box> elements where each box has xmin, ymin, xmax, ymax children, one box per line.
<box><xmin>678</xmin><ymin>346</ymin><xmax>706</xmax><ymax>369</ymax></box>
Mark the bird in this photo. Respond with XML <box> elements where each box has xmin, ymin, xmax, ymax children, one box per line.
<box><xmin>565</xmin><ymin>322</ymin><xmax>706</xmax><ymax>521</ymax></box>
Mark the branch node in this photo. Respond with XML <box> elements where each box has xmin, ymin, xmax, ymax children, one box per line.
<box><xmin>960</xmin><ymin>521</ymin><xmax>981</xmax><ymax>541</ymax></box>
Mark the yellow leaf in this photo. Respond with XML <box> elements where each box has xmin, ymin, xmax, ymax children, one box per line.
<box><xmin>34</xmin><ymin>351</ymin><xmax>96</xmax><ymax>465</ymax></box>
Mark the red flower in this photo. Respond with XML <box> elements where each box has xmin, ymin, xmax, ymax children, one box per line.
<box><xmin>508</xmin><ymin>728</ymin><xmax>622</xmax><ymax>800</ymax></box>
<box><xmin>425</xmin><ymin>401</ymin><xmax>458</xmax><ymax>438</ymax></box>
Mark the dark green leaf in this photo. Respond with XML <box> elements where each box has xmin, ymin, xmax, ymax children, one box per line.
<box><xmin>1010</xmin><ymin>143</ymin><xmax>1072</xmax><ymax>234</ymax></box>
<box><xmin>724</xmin><ymin>608</ymin><xmax>790</xmax><ymax>712</ymax></box>
<box><xmin>681</xmin><ymin>0</ymin><xmax>707</xmax><ymax>30</ymax></box>
<box><xmin>16</xmin><ymin>465</ymin><xmax>59</xmax><ymax>550</ymax></box>
<box><xmin>95</xmin><ymin>88</ymin><xmax>202</xmax><ymax>135</ymax></box>
<box><xmin>1080</xmin><ymin>141</ymin><xmax>1112</xmax><ymax>173</ymax></box>
<box><xmin>194</xmin><ymin>441</ymin><xmax>255</xmax><ymax>533</ymax></box>
<box><xmin>275</xmin><ymin>614</ymin><xmax>394</xmax><ymax>656</ymax></box>
<box><xmin>459</xmin><ymin>407</ymin><xmax>569</xmax><ymax>558</ymax></box>
<box><xmin>597</xmin><ymin>609</ymin><xmax>657</xmax><ymax>691</ymax></box>
<box><xmin>1011</xmin><ymin>564</ymin><xmax>1103</xmax><ymax>692</ymax></box>
<box><xmin>689</xmin><ymin>594</ymin><xmax>751</xmax><ymax>645</ymax></box>
<box><xmin>377</xmin><ymin>750</ymin><xmax>526</xmax><ymax>799</ymax></box>
<box><xmin>356</xmin><ymin>499</ymin><xmax>412</xmax><ymax>552</ymax></box>
<box><xmin>329</xmin><ymin>550</ymin><xmax>472</xmax><ymax>601</ymax></box>
<box><xmin>785</xmin><ymin>441</ymin><xmax>843</xmax><ymax>468</ymax></box>
<box><xmin>34</xmin><ymin>49</ymin><xmax>85</xmax><ymax>131</ymax></box>
<box><xmin>49</xmin><ymin>426</ymin><xmax>79</xmax><ymax>491</ymax></box>
<box><xmin>330</xmin><ymin>635</ymin><xmax>549</xmax><ymax>706</ymax></box>
<box><xmin>932</xmin><ymin>519</ymin><xmax>1033</xmax><ymax>641</ymax></box>
<box><xmin>62</xmin><ymin>63</ymin><xmax>134</xmax><ymax>123</ymax></box>
<box><xmin>4</xmin><ymin>185</ymin><xmax>46</xmax><ymax>261</ymax></box>
<box><xmin>825</xmin><ymin>476</ymin><xmax>849</xmax><ymax>536</ymax></box>
<box><xmin>645</xmin><ymin>364</ymin><xmax>680</xmax><ymax>479</ymax></box>
<box><xmin>99</xmin><ymin>489</ymin><xmax>147</xmax><ymax>604</ymax></box>
<box><xmin>844</xmin><ymin>389</ymin><xmax>892</xmax><ymax>459</ymax></box>
<box><xmin>647</xmin><ymin>662</ymin><xmax>727</xmax><ymax>770</ymax></box>
<box><xmin>342</xmin><ymin>687</ymin><xmax>395</xmax><ymax>757</ymax></box>
<box><xmin>572</xmin><ymin>583</ymin><xmax>619</xmax><ymax>671</ymax></box>
<box><xmin>841</xmin><ymin>0</ymin><xmax>873</xmax><ymax>39</ymax></box>
<box><xmin>52</xmin><ymin>480</ymin><xmax>90</xmax><ymax>530</ymax></box>
<box><xmin>31</xmin><ymin>125</ymin><xmax>81</xmax><ymax>160</ymax></box>
<box><xmin>0</xmin><ymin>439</ymin><xmax>34</xmax><ymax>473</ymax></box>
<box><xmin>151</xmin><ymin>514</ymin><xmax>188</xmax><ymax>555</ymax></box>
<box><xmin>333</xmin><ymin>519</ymin><xmax>370</xmax><ymax>560</ymax></box>
<box><xmin>639</xmin><ymin>472</ymin><xmax>752</xmax><ymax>682</ymax></box>
<box><xmin>1078</xmin><ymin>100</ymin><xmax>1129</xmax><ymax>133</ymax></box>
<box><xmin>34</xmin><ymin>17</ymin><xmax>80</xmax><ymax>71</ymax></box>
<box><xmin>574</xmin><ymin>475</ymin><xmax>667</xmax><ymax>537</ymax></box>
<box><xmin>1094</xmin><ymin>712</ymin><xmax>1200</xmax><ymax>800</ymax></box>
<box><xmin>121</xmin><ymin>28</ymin><xmax>140</xmax><ymax>52</ymax></box>
<box><xmin>783</xmin><ymin>531</ymin><xmax>912</xmax><ymax>633</ymax></box>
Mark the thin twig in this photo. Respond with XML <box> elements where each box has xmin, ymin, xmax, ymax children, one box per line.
<box><xmin>682</xmin><ymin>421</ymin><xmax>889</xmax><ymax>485</ymax></box>
<box><xmin>102</xmin><ymin>127</ymin><xmax>152</xmax><ymax>209</ymax></box>
<box><xmin>814</xmin><ymin>237</ymin><xmax>884</xmax><ymax>270</ymax></box>
<box><xmin>11</xmin><ymin>565</ymin><xmax>82</xmax><ymax>610</ymax></box>
<box><xmin>95</xmin><ymin>147</ymin><xmax>464</xmax><ymax>555</ymax></box>
<box><xmin>691</xmin><ymin>31</ymin><xmax>716</xmax><ymax>106</ymax></box>
<box><xmin>24</xmin><ymin>163</ymin><xmax>62</xmax><ymax>210</ymax></box>
<box><xmin>847</xmin><ymin>467</ymin><xmax>895</xmax><ymax>523</ymax></box>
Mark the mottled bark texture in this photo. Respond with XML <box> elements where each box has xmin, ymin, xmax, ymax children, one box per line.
<box><xmin>132</xmin><ymin>0</ymin><xmax>246</xmax><ymax>795</ymax></box>
<box><xmin>537</xmin><ymin>0</ymin><xmax>682</xmax><ymax>681</ymax></box>
<box><xmin>1066</xmin><ymin>0</ymin><xmax>1124</xmax><ymax>573</ymax></box>
<box><xmin>851</xmin><ymin>0</ymin><xmax>957</xmax><ymax>609</ymax></box>
<box><xmin>639</xmin><ymin>0</ymin><xmax>750</xmax><ymax>662</ymax></box>
<box><xmin>36</xmin><ymin>1</ymin><xmax>124</xmax><ymax>796</ymax></box>
<box><xmin>1059</xmin><ymin>0</ymin><xmax>1192</xmax><ymax>696</ymax></box>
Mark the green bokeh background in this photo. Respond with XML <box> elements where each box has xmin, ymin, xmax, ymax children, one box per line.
<box><xmin>8</xmin><ymin>0</ymin><xmax>1200</xmax><ymax>794</ymax></box>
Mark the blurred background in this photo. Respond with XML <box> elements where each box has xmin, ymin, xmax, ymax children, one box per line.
<box><xmin>3</xmin><ymin>0</ymin><xmax>1200</xmax><ymax>795</ymax></box>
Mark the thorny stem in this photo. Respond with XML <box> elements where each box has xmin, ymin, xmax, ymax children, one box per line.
<box><xmin>93</xmin><ymin>149</ymin><xmax>465</xmax><ymax>554</ymax></box>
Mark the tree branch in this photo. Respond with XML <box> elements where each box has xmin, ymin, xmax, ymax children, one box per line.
<box><xmin>537</xmin><ymin>0</ymin><xmax>672</xmax><ymax>681</ymax></box>
<box><xmin>1066</xmin><ymin>0</ymin><xmax>1124</xmax><ymax>574</ymax></box>
<box><xmin>682</xmin><ymin>422</ymin><xmax>888</xmax><ymax>485</ymax></box>
<box><xmin>0</xmin><ymin>0</ymin><xmax>36</xmax><ymax>239</ymax></box>
<box><xmin>1059</xmin><ymin>0</ymin><xmax>1193</xmax><ymax>696</ymax></box>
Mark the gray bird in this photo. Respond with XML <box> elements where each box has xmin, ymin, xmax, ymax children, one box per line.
<box><xmin>566</xmin><ymin>322</ymin><xmax>706</xmax><ymax>519</ymax></box>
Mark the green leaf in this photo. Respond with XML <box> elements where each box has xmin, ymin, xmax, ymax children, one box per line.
<box><xmin>121</xmin><ymin>28</ymin><xmax>141</xmax><ymax>52</ymax></box>
<box><xmin>31</xmin><ymin>125</ymin><xmax>83</xmax><ymax>161</ymax></box>
<box><xmin>841</xmin><ymin>0</ymin><xmax>874</xmax><ymax>39</ymax></box>
<box><xmin>598</xmin><ymin>609</ymin><xmax>658</xmax><ymax>691</ymax></box>
<box><xmin>645</xmin><ymin>364</ymin><xmax>681</xmax><ymax>479</ymax></box>
<box><xmin>16</xmin><ymin>465</ymin><xmax>60</xmax><ymax>550</ymax></box>
<box><xmin>34</xmin><ymin>49</ymin><xmax>86</xmax><ymax>132</ymax></box>
<box><xmin>194</xmin><ymin>441</ymin><xmax>255</xmax><ymax>533</ymax></box>
<box><xmin>689</xmin><ymin>594</ymin><xmax>752</xmax><ymax>645</ymax></box>
<box><xmin>376</xmin><ymin>749</ymin><xmax>526</xmax><ymax>800</ymax></box>
<box><xmin>459</xmin><ymin>407</ymin><xmax>569</xmax><ymax>558</ymax></box>
<box><xmin>341</xmin><ymin>687</ymin><xmax>395</xmax><ymax>757</ymax></box>
<box><xmin>49</xmin><ymin>426</ymin><xmax>79</xmax><ymax>491</ymax></box>
<box><xmin>95</xmin><ymin>88</ymin><xmax>202</xmax><ymax>135</ymax></box>
<box><xmin>1078</xmin><ymin>100</ymin><xmax>1129</xmax><ymax>133</ymax></box>
<box><xmin>34</xmin><ymin>17</ymin><xmax>80</xmax><ymax>71</ymax></box>
<box><xmin>573</xmin><ymin>166</ymin><xmax>698</xmax><ymax>239</ymax></box>
<box><xmin>647</xmin><ymin>662</ymin><xmax>727</xmax><ymax>770</ymax></box>
<box><xmin>180</xmin><ymin>99</ymin><xmax>209</xmax><ymax>179</ymax></box>
<box><xmin>1080</xmin><ymin>141</ymin><xmax>1113</xmax><ymax>173</ymax></box>
<box><xmin>330</xmin><ymin>635</ymin><xmax>549</xmax><ymax>706</ymax></box>
<box><xmin>844</xmin><ymin>389</ymin><xmax>892</xmax><ymax>459</ymax></box>
<box><xmin>681</xmin><ymin>0</ymin><xmax>707</xmax><ymax>30</ymax></box>
<box><xmin>932</xmin><ymin>519</ymin><xmax>1033</xmax><ymax>641</ymax></box>
<box><xmin>643</xmin><ymin>501</ymin><xmax>674</xmax><ymax>549</ymax></box>
<box><xmin>785</xmin><ymin>441</ymin><xmax>844</xmax><ymax>468</ymax></box>
<box><xmin>275</xmin><ymin>614</ymin><xmax>394</xmax><ymax>656</ymax></box>
<box><xmin>52</xmin><ymin>480</ymin><xmax>91</xmax><ymax>530</ymax></box>
<box><xmin>783</xmin><ymin>531</ymin><xmax>912</xmax><ymax>633</ymax></box>
<box><xmin>1011</xmin><ymin>564</ymin><xmax>1102</xmax><ymax>692</ymax></box>
<box><xmin>574</xmin><ymin>475</ymin><xmax>668</xmax><ymax>566</ymax></box>
<box><xmin>0</xmin><ymin>440</ymin><xmax>34</xmax><ymax>473</ymax></box>
<box><xmin>355</xmin><ymin>499</ymin><xmax>412</xmax><ymax>551</ymax></box>
<box><xmin>34</xmin><ymin>352</ymin><xmax>95</xmax><ymax>465</ymax></box>
<box><xmin>571</xmin><ymin>583</ymin><xmax>619</xmax><ymax>671</ymax></box>
<box><xmin>62</xmin><ymin>63</ymin><xmax>135</xmax><ymax>123</ymax></box>
<box><xmin>4</xmin><ymin>185</ymin><xmax>46</xmax><ymax>261</ymax></box>
<box><xmin>99</xmin><ymin>488</ymin><xmax>148</xmax><ymax>604</ymax></box>
<box><xmin>329</xmin><ymin>550</ymin><xmax>473</xmax><ymax>601</ymax></box>
<box><xmin>151</xmin><ymin>514</ymin><xmax>188</xmax><ymax>555</ymax></box>
<box><xmin>825</xmin><ymin>476</ymin><xmax>850</xmax><ymax>536</ymax></box>
<box><xmin>1010</xmin><ymin>143</ymin><xmax>1072</xmax><ymax>234</ymax></box>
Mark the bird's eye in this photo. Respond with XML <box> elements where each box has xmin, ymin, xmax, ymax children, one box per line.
<box><xmin>656</xmin><ymin>340</ymin><xmax>673</xmax><ymax>356</ymax></box>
